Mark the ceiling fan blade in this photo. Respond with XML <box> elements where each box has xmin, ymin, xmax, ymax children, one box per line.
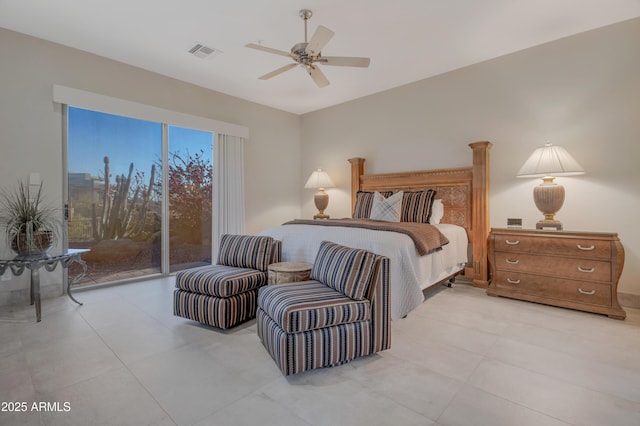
<box><xmin>245</xmin><ymin>43</ymin><xmax>291</xmax><ymax>58</ymax></box>
<box><xmin>306</xmin><ymin>25</ymin><xmax>334</xmax><ymax>54</ymax></box>
<box><xmin>259</xmin><ymin>63</ymin><xmax>298</xmax><ymax>80</ymax></box>
<box><xmin>307</xmin><ymin>65</ymin><xmax>330</xmax><ymax>88</ymax></box>
<box><xmin>320</xmin><ymin>56</ymin><xmax>371</xmax><ymax>67</ymax></box>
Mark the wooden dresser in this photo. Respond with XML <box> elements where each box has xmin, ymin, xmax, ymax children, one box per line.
<box><xmin>487</xmin><ymin>228</ymin><xmax>626</xmax><ymax>319</ymax></box>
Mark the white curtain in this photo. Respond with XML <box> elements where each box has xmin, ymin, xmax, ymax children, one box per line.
<box><xmin>213</xmin><ymin>134</ymin><xmax>246</xmax><ymax>258</ymax></box>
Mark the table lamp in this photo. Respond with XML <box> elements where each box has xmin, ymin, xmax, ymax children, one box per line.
<box><xmin>304</xmin><ymin>169</ymin><xmax>335</xmax><ymax>219</ymax></box>
<box><xmin>517</xmin><ymin>143</ymin><xmax>584</xmax><ymax>230</ymax></box>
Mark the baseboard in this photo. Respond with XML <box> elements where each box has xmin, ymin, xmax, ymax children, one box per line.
<box><xmin>619</xmin><ymin>292</ymin><xmax>640</xmax><ymax>309</ymax></box>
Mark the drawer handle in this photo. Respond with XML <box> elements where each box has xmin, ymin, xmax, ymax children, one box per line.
<box><xmin>505</xmin><ymin>240</ymin><xmax>520</xmax><ymax>245</ymax></box>
<box><xmin>578</xmin><ymin>266</ymin><xmax>595</xmax><ymax>273</ymax></box>
<box><xmin>506</xmin><ymin>278</ymin><xmax>521</xmax><ymax>284</ymax></box>
<box><xmin>578</xmin><ymin>288</ymin><xmax>596</xmax><ymax>295</ymax></box>
<box><xmin>577</xmin><ymin>244</ymin><xmax>595</xmax><ymax>251</ymax></box>
<box><xmin>505</xmin><ymin>259</ymin><xmax>519</xmax><ymax>265</ymax></box>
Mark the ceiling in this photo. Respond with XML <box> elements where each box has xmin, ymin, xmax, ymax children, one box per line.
<box><xmin>2</xmin><ymin>0</ymin><xmax>640</xmax><ymax>115</ymax></box>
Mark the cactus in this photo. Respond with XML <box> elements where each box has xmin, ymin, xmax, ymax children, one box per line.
<box><xmin>92</xmin><ymin>156</ymin><xmax>156</xmax><ymax>241</ymax></box>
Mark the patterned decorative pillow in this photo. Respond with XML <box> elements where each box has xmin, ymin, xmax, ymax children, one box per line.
<box><xmin>401</xmin><ymin>189</ymin><xmax>437</xmax><ymax>223</ymax></box>
<box><xmin>311</xmin><ymin>241</ymin><xmax>377</xmax><ymax>301</ymax></box>
<box><xmin>352</xmin><ymin>191</ymin><xmax>394</xmax><ymax>219</ymax></box>
<box><xmin>216</xmin><ymin>234</ymin><xmax>274</xmax><ymax>272</ymax></box>
<box><xmin>370</xmin><ymin>191</ymin><xmax>403</xmax><ymax>222</ymax></box>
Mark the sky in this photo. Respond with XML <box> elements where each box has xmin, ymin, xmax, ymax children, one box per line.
<box><xmin>68</xmin><ymin>107</ymin><xmax>213</xmax><ymax>180</ymax></box>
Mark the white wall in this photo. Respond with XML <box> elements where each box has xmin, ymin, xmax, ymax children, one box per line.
<box><xmin>0</xmin><ymin>28</ymin><xmax>301</xmax><ymax>304</ymax></box>
<box><xmin>2</xmin><ymin>17</ymin><xmax>639</xmax><ymax>304</ymax></box>
<box><xmin>300</xmin><ymin>18</ymin><xmax>640</xmax><ymax>296</ymax></box>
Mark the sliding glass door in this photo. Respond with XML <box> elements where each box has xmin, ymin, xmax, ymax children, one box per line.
<box><xmin>167</xmin><ymin>126</ymin><xmax>213</xmax><ymax>272</ymax></box>
<box><xmin>66</xmin><ymin>107</ymin><xmax>213</xmax><ymax>286</ymax></box>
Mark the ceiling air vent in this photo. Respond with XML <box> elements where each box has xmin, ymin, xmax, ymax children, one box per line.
<box><xmin>188</xmin><ymin>43</ymin><xmax>222</xmax><ymax>59</ymax></box>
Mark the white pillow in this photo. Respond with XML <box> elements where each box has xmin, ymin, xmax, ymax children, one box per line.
<box><xmin>430</xmin><ymin>199</ymin><xmax>444</xmax><ymax>224</ymax></box>
<box><xmin>369</xmin><ymin>191</ymin><xmax>403</xmax><ymax>222</ymax></box>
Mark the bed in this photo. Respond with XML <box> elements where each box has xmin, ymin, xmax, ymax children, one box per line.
<box><xmin>260</xmin><ymin>141</ymin><xmax>492</xmax><ymax>320</ymax></box>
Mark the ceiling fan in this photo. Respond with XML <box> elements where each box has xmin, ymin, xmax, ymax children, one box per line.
<box><xmin>245</xmin><ymin>9</ymin><xmax>370</xmax><ymax>88</ymax></box>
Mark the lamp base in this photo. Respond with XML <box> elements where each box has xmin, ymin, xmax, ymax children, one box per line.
<box><xmin>536</xmin><ymin>220</ymin><xmax>563</xmax><ymax>231</ymax></box>
<box><xmin>533</xmin><ymin>177</ymin><xmax>565</xmax><ymax>231</ymax></box>
<box><xmin>313</xmin><ymin>190</ymin><xmax>330</xmax><ymax>220</ymax></box>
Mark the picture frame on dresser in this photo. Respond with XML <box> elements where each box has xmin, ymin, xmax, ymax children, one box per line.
<box><xmin>487</xmin><ymin>228</ymin><xmax>626</xmax><ymax>319</ymax></box>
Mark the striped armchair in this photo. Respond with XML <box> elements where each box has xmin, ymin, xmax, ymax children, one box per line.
<box><xmin>256</xmin><ymin>241</ymin><xmax>391</xmax><ymax>375</ymax></box>
<box><xmin>173</xmin><ymin>234</ymin><xmax>281</xmax><ymax>329</ymax></box>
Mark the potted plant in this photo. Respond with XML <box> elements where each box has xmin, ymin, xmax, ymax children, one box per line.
<box><xmin>0</xmin><ymin>180</ymin><xmax>60</xmax><ymax>259</ymax></box>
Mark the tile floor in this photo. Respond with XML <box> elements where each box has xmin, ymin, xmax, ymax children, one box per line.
<box><xmin>1</xmin><ymin>278</ymin><xmax>639</xmax><ymax>426</ymax></box>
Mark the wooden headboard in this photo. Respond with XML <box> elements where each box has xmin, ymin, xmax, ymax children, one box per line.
<box><xmin>348</xmin><ymin>141</ymin><xmax>492</xmax><ymax>288</ymax></box>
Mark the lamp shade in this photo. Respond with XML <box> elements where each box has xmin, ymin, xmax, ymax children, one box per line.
<box><xmin>517</xmin><ymin>143</ymin><xmax>585</xmax><ymax>178</ymax></box>
<box><xmin>304</xmin><ymin>169</ymin><xmax>335</xmax><ymax>189</ymax></box>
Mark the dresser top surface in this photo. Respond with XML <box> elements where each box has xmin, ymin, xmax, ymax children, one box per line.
<box><xmin>491</xmin><ymin>228</ymin><xmax>619</xmax><ymax>240</ymax></box>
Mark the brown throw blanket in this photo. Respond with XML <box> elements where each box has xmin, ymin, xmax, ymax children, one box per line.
<box><xmin>283</xmin><ymin>219</ymin><xmax>449</xmax><ymax>256</ymax></box>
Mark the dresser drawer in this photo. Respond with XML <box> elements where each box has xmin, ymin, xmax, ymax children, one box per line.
<box><xmin>491</xmin><ymin>271</ymin><xmax>612</xmax><ymax>307</ymax></box>
<box><xmin>494</xmin><ymin>251</ymin><xmax>611</xmax><ymax>282</ymax></box>
<box><xmin>492</xmin><ymin>235</ymin><xmax>611</xmax><ymax>260</ymax></box>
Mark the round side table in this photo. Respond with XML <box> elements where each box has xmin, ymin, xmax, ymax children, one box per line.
<box><xmin>268</xmin><ymin>261</ymin><xmax>313</xmax><ymax>285</ymax></box>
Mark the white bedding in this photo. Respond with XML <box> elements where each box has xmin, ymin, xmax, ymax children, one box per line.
<box><xmin>259</xmin><ymin>223</ymin><xmax>468</xmax><ymax>320</ymax></box>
